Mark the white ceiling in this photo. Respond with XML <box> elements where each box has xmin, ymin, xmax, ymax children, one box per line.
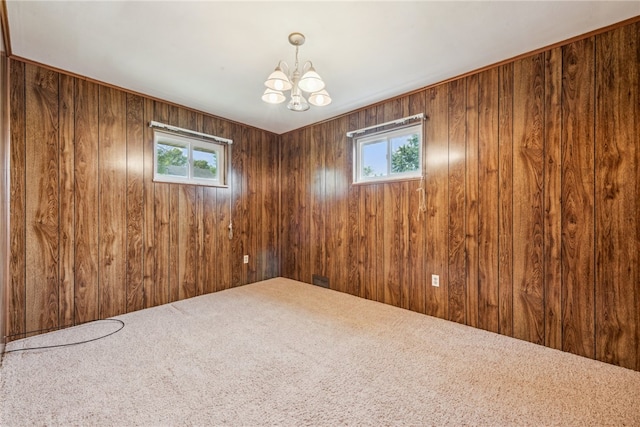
<box><xmin>5</xmin><ymin>1</ymin><xmax>639</xmax><ymax>134</ymax></box>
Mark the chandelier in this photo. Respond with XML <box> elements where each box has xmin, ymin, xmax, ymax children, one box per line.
<box><xmin>262</xmin><ymin>32</ymin><xmax>331</xmax><ymax>112</ymax></box>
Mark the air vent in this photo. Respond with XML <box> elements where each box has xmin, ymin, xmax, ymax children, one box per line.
<box><xmin>312</xmin><ymin>274</ymin><xmax>329</xmax><ymax>289</ymax></box>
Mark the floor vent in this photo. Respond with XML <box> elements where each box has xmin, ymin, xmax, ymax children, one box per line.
<box><xmin>312</xmin><ymin>275</ymin><xmax>329</xmax><ymax>289</ymax></box>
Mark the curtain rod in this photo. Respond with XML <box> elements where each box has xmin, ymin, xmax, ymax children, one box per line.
<box><xmin>149</xmin><ymin>121</ymin><xmax>233</xmax><ymax>145</ymax></box>
<box><xmin>346</xmin><ymin>113</ymin><xmax>426</xmax><ymax>138</ymax></box>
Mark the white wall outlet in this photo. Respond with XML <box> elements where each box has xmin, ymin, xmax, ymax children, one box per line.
<box><xmin>431</xmin><ymin>274</ymin><xmax>440</xmax><ymax>287</ymax></box>
<box><xmin>243</xmin><ymin>255</ymin><xmax>249</xmax><ymax>264</ymax></box>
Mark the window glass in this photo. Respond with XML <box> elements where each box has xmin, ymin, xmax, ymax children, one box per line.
<box><xmin>193</xmin><ymin>147</ymin><xmax>218</xmax><ymax>180</ymax></box>
<box><xmin>354</xmin><ymin>123</ymin><xmax>422</xmax><ymax>184</ymax></box>
<box><xmin>390</xmin><ymin>134</ymin><xmax>420</xmax><ymax>175</ymax></box>
<box><xmin>156</xmin><ymin>142</ymin><xmax>188</xmax><ymax>177</ymax></box>
<box><xmin>154</xmin><ymin>130</ymin><xmax>227</xmax><ymax>187</ymax></box>
<box><xmin>361</xmin><ymin>140</ymin><xmax>388</xmax><ymax>178</ymax></box>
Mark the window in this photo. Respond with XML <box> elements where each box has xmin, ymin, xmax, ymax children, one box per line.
<box><xmin>354</xmin><ymin>123</ymin><xmax>422</xmax><ymax>184</ymax></box>
<box><xmin>154</xmin><ymin>130</ymin><xmax>226</xmax><ymax>187</ymax></box>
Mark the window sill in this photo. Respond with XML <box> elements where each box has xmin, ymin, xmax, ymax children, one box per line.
<box><xmin>153</xmin><ymin>178</ymin><xmax>229</xmax><ymax>188</ymax></box>
<box><xmin>352</xmin><ymin>175</ymin><xmax>423</xmax><ymax>186</ymax></box>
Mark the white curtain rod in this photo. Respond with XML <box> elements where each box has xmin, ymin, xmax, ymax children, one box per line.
<box><xmin>149</xmin><ymin>121</ymin><xmax>233</xmax><ymax>145</ymax></box>
<box><xmin>346</xmin><ymin>113</ymin><xmax>426</xmax><ymax>138</ymax></box>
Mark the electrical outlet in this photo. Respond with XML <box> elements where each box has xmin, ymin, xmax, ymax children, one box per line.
<box><xmin>243</xmin><ymin>255</ymin><xmax>249</xmax><ymax>264</ymax></box>
<box><xmin>431</xmin><ymin>274</ymin><xmax>440</xmax><ymax>287</ymax></box>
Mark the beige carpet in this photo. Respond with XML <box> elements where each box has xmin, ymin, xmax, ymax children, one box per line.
<box><xmin>1</xmin><ymin>277</ymin><xmax>639</xmax><ymax>426</ymax></box>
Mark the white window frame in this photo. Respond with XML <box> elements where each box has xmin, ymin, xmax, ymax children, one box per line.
<box><xmin>153</xmin><ymin>130</ymin><xmax>227</xmax><ymax>187</ymax></box>
<box><xmin>353</xmin><ymin>123</ymin><xmax>423</xmax><ymax>184</ymax></box>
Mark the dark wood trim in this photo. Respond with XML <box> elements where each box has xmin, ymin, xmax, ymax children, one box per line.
<box><xmin>0</xmin><ymin>1</ymin><xmax>11</xmax><ymax>57</ymax></box>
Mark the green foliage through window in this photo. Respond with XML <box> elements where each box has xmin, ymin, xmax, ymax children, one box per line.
<box><xmin>157</xmin><ymin>144</ymin><xmax>188</xmax><ymax>176</ymax></box>
<box><xmin>391</xmin><ymin>134</ymin><xmax>420</xmax><ymax>173</ymax></box>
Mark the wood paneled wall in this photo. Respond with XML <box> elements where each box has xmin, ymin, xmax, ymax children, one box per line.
<box><xmin>7</xmin><ymin>60</ymin><xmax>280</xmax><ymax>340</ymax></box>
<box><xmin>280</xmin><ymin>21</ymin><xmax>640</xmax><ymax>371</ymax></box>
<box><xmin>0</xmin><ymin>54</ymin><xmax>8</xmax><ymax>353</ymax></box>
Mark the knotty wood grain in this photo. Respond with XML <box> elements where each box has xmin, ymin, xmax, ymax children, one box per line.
<box><xmin>382</xmin><ymin>182</ymin><xmax>402</xmax><ymax>307</ymax></box>
<box><xmin>326</xmin><ymin>122</ymin><xmax>340</xmax><ymax>290</ymax></box>
<box><xmin>329</xmin><ymin>117</ymin><xmax>349</xmax><ymax>294</ymax></box>
<box><xmin>595</xmin><ymin>23</ymin><xmax>639</xmax><ymax>370</ymax></box>
<box><xmin>359</xmin><ymin>181</ymin><xmax>377</xmax><ymax>301</ymax></box>
<box><xmin>219</xmin><ymin>120</ymin><xmax>234</xmax><ymax>289</ymax></box>
<box><xmin>382</xmin><ymin>100</ymin><xmax>406</xmax><ymax>307</ymax></box>
<box><xmin>74</xmin><ymin>79</ymin><xmax>100</xmax><ymax>323</ymax></box>
<box><xmin>202</xmin><ymin>185</ymin><xmax>217</xmax><ymax>294</ymax></box>
<box><xmin>498</xmin><ymin>63</ymin><xmax>514</xmax><ymax>337</ymax></box>
<box><xmin>176</xmin><ymin>109</ymin><xmax>198</xmax><ymax>300</ymax></box>
<box><xmin>561</xmin><ymin>37</ymin><xmax>596</xmax><ymax>359</ymax></box>
<box><xmin>406</xmin><ymin>91</ymin><xmax>426</xmax><ymax>314</ymax></box>
<box><xmin>177</xmin><ymin>185</ymin><xmax>197</xmax><ymax>300</ymax></box>
<box><xmin>250</xmin><ymin>128</ymin><xmax>263</xmax><ymax>284</ymax></box>
<box><xmin>543</xmin><ymin>47</ymin><xmax>563</xmax><ymax>351</ymax></box>
<box><xmin>168</xmin><ymin>185</ymin><xmax>179</xmax><ymax>300</ymax></box>
<box><xmin>25</xmin><ymin>64</ymin><xmax>59</xmax><ymax>335</ymax></box>
<box><xmin>153</xmin><ymin>101</ymin><xmax>170</xmax><ymax>306</ymax></box>
<box><xmin>325</xmin><ymin>120</ymin><xmax>339</xmax><ymax>292</ymax></box>
<box><xmin>346</xmin><ymin>112</ymin><xmax>362</xmax><ymax>298</ymax></box>
<box><xmin>299</xmin><ymin>128</ymin><xmax>312</xmax><ymax>284</ymax></box>
<box><xmin>9</xmin><ymin>59</ymin><xmax>26</xmax><ymax>338</ymax></box>
<box><xmin>245</xmin><ymin>128</ymin><xmax>259</xmax><ymax>286</ymax></box>
<box><xmin>164</xmin><ymin>106</ymin><xmax>179</xmax><ymax>303</ymax></box>
<box><xmin>513</xmin><ymin>55</ymin><xmax>545</xmax><ymax>345</ymax></box>
<box><xmin>125</xmin><ymin>93</ymin><xmax>144</xmax><ymax>313</ymax></box>
<box><xmin>262</xmin><ymin>131</ymin><xmax>279</xmax><ymax>280</ymax></box>
<box><xmin>199</xmin><ymin>117</ymin><xmax>217</xmax><ymax>295</ymax></box>
<box><xmin>98</xmin><ymin>86</ymin><xmax>127</xmax><ymax>318</ymax></box>
<box><xmin>477</xmin><ymin>68</ymin><xmax>500</xmax><ymax>333</ymax></box>
<box><xmin>231</xmin><ymin>125</ymin><xmax>247</xmax><ymax>287</ymax></box>
<box><xmin>194</xmin><ymin>114</ymin><xmax>205</xmax><ymax>296</ymax></box>
<box><xmin>465</xmin><ymin>74</ymin><xmax>480</xmax><ymax>328</ymax></box>
<box><xmin>59</xmin><ymin>74</ymin><xmax>75</xmax><ymax>327</ymax></box>
<box><xmin>424</xmin><ymin>86</ymin><xmax>449</xmax><ymax>319</ymax></box>
<box><xmin>310</xmin><ymin>124</ymin><xmax>326</xmax><ymax>282</ymax></box>
<box><xmin>142</xmin><ymin>97</ymin><xmax>155</xmax><ymax>308</ymax></box>
<box><xmin>448</xmin><ymin>78</ymin><xmax>467</xmax><ymax>324</ymax></box>
<box><xmin>280</xmin><ymin>131</ymin><xmax>296</xmax><ymax>279</ymax></box>
<box><xmin>373</xmin><ymin>108</ymin><xmax>387</xmax><ymax>304</ymax></box>
<box><xmin>203</xmin><ymin>116</ymin><xmax>230</xmax><ymax>291</ymax></box>
<box><xmin>355</xmin><ymin>107</ymin><xmax>378</xmax><ymax>301</ymax></box>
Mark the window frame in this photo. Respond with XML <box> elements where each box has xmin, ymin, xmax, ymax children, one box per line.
<box><xmin>353</xmin><ymin>123</ymin><xmax>423</xmax><ymax>184</ymax></box>
<box><xmin>153</xmin><ymin>130</ymin><xmax>227</xmax><ymax>187</ymax></box>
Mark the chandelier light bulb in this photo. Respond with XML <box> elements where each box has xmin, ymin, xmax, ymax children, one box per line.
<box><xmin>264</xmin><ymin>64</ymin><xmax>292</xmax><ymax>91</ymax></box>
<box><xmin>262</xmin><ymin>88</ymin><xmax>286</xmax><ymax>104</ymax></box>
<box><xmin>298</xmin><ymin>64</ymin><xmax>325</xmax><ymax>93</ymax></box>
<box><xmin>309</xmin><ymin>89</ymin><xmax>331</xmax><ymax>107</ymax></box>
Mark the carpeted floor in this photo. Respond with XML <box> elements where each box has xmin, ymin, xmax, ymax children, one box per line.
<box><xmin>1</xmin><ymin>277</ymin><xmax>639</xmax><ymax>426</ymax></box>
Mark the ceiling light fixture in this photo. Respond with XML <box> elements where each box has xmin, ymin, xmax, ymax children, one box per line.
<box><xmin>262</xmin><ymin>32</ymin><xmax>331</xmax><ymax>112</ymax></box>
